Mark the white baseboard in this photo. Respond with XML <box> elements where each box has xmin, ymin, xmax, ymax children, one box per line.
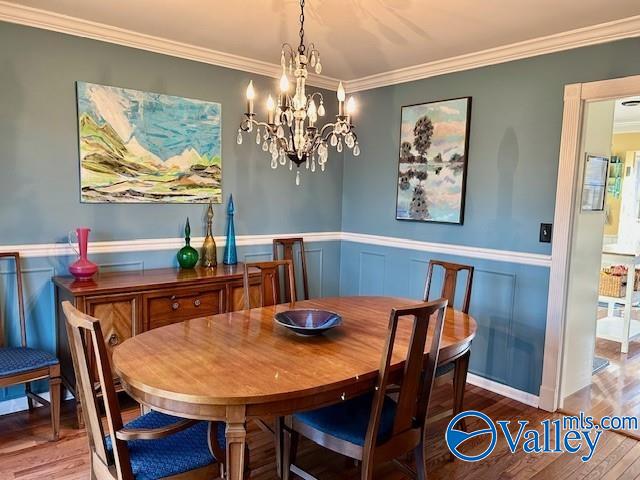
<box><xmin>467</xmin><ymin>373</ymin><xmax>540</xmax><ymax>408</ymax></box>
<box><xmin>0</xmin><ymin>391</ymin><xmax>74</xmax><ymax>416</ymax></box>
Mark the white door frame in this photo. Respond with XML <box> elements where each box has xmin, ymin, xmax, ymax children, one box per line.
<box><xmin>539</xmin><ymin>74</ymin><xmax>640</xmax><ymax>412</ymax></box>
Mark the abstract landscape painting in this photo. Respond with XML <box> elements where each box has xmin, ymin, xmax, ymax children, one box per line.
<box><xmin>396</xmin><ymin>97</ymin><xmax>471</xmax><ymax>224</ymax></box>
<box><xmin>77</xmin><ymin>82</ymin><xmax>221</xmax><ymax>203</ymax></box>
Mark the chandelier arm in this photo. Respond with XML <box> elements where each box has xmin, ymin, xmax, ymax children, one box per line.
<box><xmin>307</xmin><ymin>91</ymin><xmax>324</xmax><ymax>107</ymax></box>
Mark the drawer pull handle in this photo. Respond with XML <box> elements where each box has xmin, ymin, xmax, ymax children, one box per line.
<box><xmin>194</xmin><ymin>299</ymin><xmax>201</xmax><ymax>307</ymax></box>
<box><xmin>108</xmin><ymin>334</ymin><xmax>119</xmax><ymax>346</ymax></box>
<box><xmin>172</xmin><ymin>302</ymin><xmax>180</xmax><ymax>311</ymax></box>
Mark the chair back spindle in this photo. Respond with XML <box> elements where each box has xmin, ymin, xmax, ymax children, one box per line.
<box><xmin>273</xmin><ymin>238</ymin><xmax>309</xmax><ymax>301</ymax></box>
<box><xmin>0</xmin><ymin>252</ymin><xmax>27</xmax><ymax>348</ymax></box>
<box><xmin>424</xmin><ymin>260</ymin><xmax>474</xmax><ymax>313</ymax></box>
<box><xmin>243</xmin><ymin>260</ymin><xmax>296</xmax><ymax>309</ymax></box>
<box><xmin>62</xmin><ymin>301</ymin><xmax>134</xmax><ymax>479</ymax></box>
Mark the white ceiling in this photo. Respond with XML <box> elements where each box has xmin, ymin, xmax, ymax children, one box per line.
<box><xmin>5</xmin><ymin>0</ymin><xmax>640</xmax><ymax>81</ymax></box>
<box><xmin>614</xmin><ymin>97</ymin><xmax>640</xmax><ymax>134</ymax></box>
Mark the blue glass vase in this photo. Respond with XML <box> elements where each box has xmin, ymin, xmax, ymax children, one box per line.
<box><xmin>223</xmin><ymin>195</ymin><xmax>238</xmax><ymax>265</ymax></box>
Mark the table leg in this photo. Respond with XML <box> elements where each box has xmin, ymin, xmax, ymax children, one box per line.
<box><xmin>225</xmin><ymin>405</ymin><xmax>247</xmax><ymax>480</ymax></box>
<box><xmin>452</xmin><ymin>350</ymin><xmax>471</xmax><ymax>432</ymax></box>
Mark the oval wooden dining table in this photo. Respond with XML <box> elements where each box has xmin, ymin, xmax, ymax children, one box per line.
<box><xmin>112</xmin><ymin>296</ymin><xmax>477</xmax><ymax>480</ymax></box>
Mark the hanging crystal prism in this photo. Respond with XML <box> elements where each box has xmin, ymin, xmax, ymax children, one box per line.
<box><xmin>256</xmin><ymin>129</ymin><xmax>261</xmax><ymax>144</ymax></box>
<box><xmin>296</xmin><ymin>170</ymin><xmax>300</xmax><ymax>186</ymax></box>
<box><xmin>236</xmin><ymin>130</ymin><xmax>243</xmax><ymax>145</ymax></box>
<box><xmin>353</xmin><ymin>143</ymin><xmax>361</xmax><ymax>156</ymax></box>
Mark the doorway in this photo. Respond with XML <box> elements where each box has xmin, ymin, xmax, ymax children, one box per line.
<box><xmin>540</xmin><ymin>75</ymin><xmax>640</xmax><ymax>437</ymax></box>
<box><xmin>561</xmin><ymin>98</ymin><xmax>640</xmax><ymax>429</ymax></box>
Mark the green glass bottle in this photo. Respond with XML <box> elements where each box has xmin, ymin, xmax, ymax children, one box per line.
<box><xmin>177</xmin><ymin>217</ymin><xmax>199</xmax><ymax>269</ymax></box>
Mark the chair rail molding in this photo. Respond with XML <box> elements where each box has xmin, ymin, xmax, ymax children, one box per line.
<box><xmin>0</xmin><ymin>231</ymin><xmax>551</xmax><ymax>267</ymax></box>
<box><xmin>539</xmin><ymin>73</ymin><xmax>640</xmax><ymax>413</ymax></box>
<box><xmin>341</xmin><ymin>232</ymin><xmax>551</xmax><ymax>267</ymax></box>
<box><xmin>1</xmin><ymin>0</ymin><xmax>639</xmax><ymax>93</ymax></box>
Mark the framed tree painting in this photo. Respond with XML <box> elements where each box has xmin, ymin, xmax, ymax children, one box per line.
<box><xmin>76</xmin><ymin>82</ymin><xmax>221</xmax><ymax>203</ymax></box>
<box><xmin>395</xmin><ymin>97</ymin><xmax>471</xmax><ymax>224</ymax></box>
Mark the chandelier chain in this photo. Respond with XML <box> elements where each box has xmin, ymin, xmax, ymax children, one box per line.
<box><xmin>298</xmin><ymin>0</ymin><xmax>305</xmax><ymax>54</ymax></box>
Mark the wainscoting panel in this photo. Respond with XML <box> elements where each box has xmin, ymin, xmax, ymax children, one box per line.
<box><xmin>304</xmin><ymin>249</ymin><xmax>324</xmax><ymax>298</ymax></box>
<box><xmin>467</xmin><ymin>269</ymin><xmax>516</xmax><ymax>386</ymax></box>
<box><xmin>340</xmin><ymin>241</ymin><xmax>550</xmax><ymax>395</ymax></box>
<box><xmin>358</xmin><ymin>252</ymin><xmax>386</xmax><ymax>296</ymax></box>
<box><xmin>98</xmin><ymin>261</ymin><xmax>145</xmax><ymax>273</ymax></box>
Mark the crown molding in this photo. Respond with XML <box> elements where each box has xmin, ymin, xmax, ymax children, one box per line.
<box><xmin>614</xmin><ymin>120</ymin><xmax>640</xmax><ymax>134</ymax></box>
<box><xmin>343</xmin><ymin>15</ymin><xmax>640</xmax><ymax>92</ymax></box>
<box><xmin>2</xmin><ymin>1</ymin><xmax>639</xmax><ymax>94</ymax></box>
<box><xmin>0</xmin><ymin>1</ymin><xmax>340</xmax><ymax>90</ymax></box>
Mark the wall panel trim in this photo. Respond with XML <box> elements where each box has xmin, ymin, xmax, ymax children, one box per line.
<box><xmin>341</xmin><ymin>232</ymin><xmax>551</xmax><ymax>267</ymax></box>
<box><xmin>0</xmin><ymin>231</ymin><xmax>552</xmax><ymax>267</ymax></box>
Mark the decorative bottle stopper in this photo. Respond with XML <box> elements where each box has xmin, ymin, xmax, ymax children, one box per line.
<box><xmin>201</xmin><ymin>201</ymin><xmax>217</xmax><ymax>268</ymax></box>
<box><xmin>177</xmin><ymin>218</ymin><xmax>199</xmax><ymax>269</ymax></box>
<box><xmin>223</xmin><ymin>195</ymin><xmax>238</xmax><ymax>265</ymax></box>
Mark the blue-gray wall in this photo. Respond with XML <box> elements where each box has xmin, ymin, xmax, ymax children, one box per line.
<box><xmin>0</xmin><ymin>22</ymin><xmax>343</xmax><ymax>403</ymax></box>
<box><xmin>2</xmin><ymin>19</ymin><xmax>640</xmax><ymax>403</ymax></box>
<box><xmin>339</xmin><ymin>37</ymin><xmax>640</xmax><ymax>394</ymax></box>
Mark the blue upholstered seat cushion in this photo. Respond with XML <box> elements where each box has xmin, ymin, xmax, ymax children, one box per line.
<box><xmin>294</xmin><ymin>392</ymin><xmax>397</xmax><ymax>447</ymax></box>
<box><xmin>105</xmin><ymin>411</ymin><xmax>225</xmax><ymax>480</ymax></box>
<box><xmin>435</xmin><ymin>362</ymin><xmax>455</xmax><ymax>376</ymax></box>
<box><xmin>0</xmin><ymin>347</ymin><xmax>58</xmax><ymax>377</ymax></box>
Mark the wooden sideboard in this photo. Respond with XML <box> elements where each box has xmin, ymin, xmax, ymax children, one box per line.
<box><xmin>53</xmin><ymin>263</ymin><xmax>260</xmax><ymax>417</ymax></box>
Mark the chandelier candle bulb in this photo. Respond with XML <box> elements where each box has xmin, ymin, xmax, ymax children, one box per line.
<box><xmin>346</xmin><ymin>96</ymin><xmax>357</xmax><ymax>123</ymax></box>
<box><xmin>279</xmin><ymin>72</ymin><xmax>289</xmax><ymax>106</ymax></box>
<box><xmin>246</xmin><ymin>80</ymin><xmax>255</xmax><ymax>115</ymax></box>
<box><xmin>337</xmin><ymin>82</ymin><xmax>346</xmax><ymax>116</ymax></box>
<box><xmin>266</xmin><ymin>95</ymin><xmax>275</xmax><ymax>124</ymax></box>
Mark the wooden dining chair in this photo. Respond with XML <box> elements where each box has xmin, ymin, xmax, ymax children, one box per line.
<box><xmin>243</xmin><ymin>260</ymin><xmax>297</xmax><ymax>309</ymax></box>
<box><xmin>424</xmin><ymin>260</ymin><xmax>474</xmax><ymax>430</ymax></box>
<box><xmin>61</xmin><ymin>301</ymin><xmax>227</xmax><ymax>480</ymax></box>
<box><xmin>0</xmin><ymin>252</ymin><xmax>61</xmax><ymax>441</ymax></box>
<box><xmin>281</xmin><ymin>299</ymin><xmax>448</xmax><ymax>480</ymax></box>
<box><xmin>243</xmin><ymin>259</ymin><xmax>297</xmax><ymax>472</ymax></box>
<box><xmin>273</xmin><ymin>238</ymin><xmax>309</xmax><ymax>301</ymax></box>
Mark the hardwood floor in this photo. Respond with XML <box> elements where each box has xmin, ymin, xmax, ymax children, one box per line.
<box><xmin>0</xmin><ymin>383</ymin><xmax>638</xmax><ymax>479</ymax></box>
<box><xmin>563</xmin><ymin>307</ymin><xmax>640</xmax><ymax>438</ymax></box>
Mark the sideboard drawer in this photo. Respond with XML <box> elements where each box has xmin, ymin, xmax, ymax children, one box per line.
<box><xmin>144</xmin><ymin>286</ymin><xmax>225</xmax><ymax>330</ymax></box>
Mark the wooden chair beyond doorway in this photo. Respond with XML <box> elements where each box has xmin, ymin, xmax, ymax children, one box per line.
<box><xmin>0</xmin><ymin>252</ymin><xmax>61</xmax><ymax>441</ymax></box>
<box><xmin>61</xmin><ymin>301</ymin><xmax>227</xmax><ymax>480</ymax></box>
<box><xmin>273</xmin><ymin>237</ymin><xmax>309</xmax><ymax>301</ymax></box>
<box><xmin>424</xmin><ymin>260</ymin><xmax>474</xmax><ymax>429</ymax></box>
<box><xmin>281</xmin><ymin>299</ymin><xmax>448</xmax><ymax>479</ymax></box>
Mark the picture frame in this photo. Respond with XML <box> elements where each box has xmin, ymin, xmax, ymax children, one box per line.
<box><xmin>581</xmin><ymin>154</ymin><xmax>609</xmax><ymax>212</ymax></box>
<box><xmin>395</xmin><ymin>96</ymin><xmax>472</xmax><ymax>225</ymax></box>
<box><xmin>76</xmin><ymin>81</ymin><xmax>222</xmax><ymax>204</ymax></box>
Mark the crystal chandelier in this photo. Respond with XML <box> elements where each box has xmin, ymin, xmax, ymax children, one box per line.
<box><xmin>237</xmin><ymin>0</ymin><xmax>360</xmax><ymax>186</ymax></box>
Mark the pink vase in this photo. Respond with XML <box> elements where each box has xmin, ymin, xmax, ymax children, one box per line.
<box><xmin>68</xmin><ymin>228</ymin><xmax>99</xmax><ymax>281</ymax></box>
